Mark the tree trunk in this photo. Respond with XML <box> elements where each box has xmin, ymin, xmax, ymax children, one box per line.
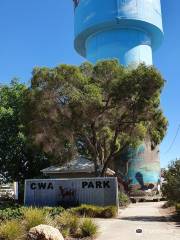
<box><xmin>94</xmin><ymin>157</ymin><xmax>99</xmax><ymax>176</ymax></box>
<box><xmin>100</xmin><ymin>155</ymin><xmax>113</xmax><ymax>176</ymax></box>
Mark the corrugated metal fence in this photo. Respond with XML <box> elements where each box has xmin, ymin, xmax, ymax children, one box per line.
<box><xmin>25</xmin><ymin>178</ymin><xmax>118</xmax><ymax>207</ymax></box>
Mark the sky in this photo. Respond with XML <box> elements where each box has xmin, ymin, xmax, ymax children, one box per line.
<box><xmin>0</xmin><ymin>0</ymin><xmax>179</xmax><ymax>168</ymax></box>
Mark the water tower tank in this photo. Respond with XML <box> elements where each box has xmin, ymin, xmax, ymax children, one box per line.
<box><xmin>73</xmin><ymin>0</ymin><xmax>163</xmax><ymax>65</ymax></box>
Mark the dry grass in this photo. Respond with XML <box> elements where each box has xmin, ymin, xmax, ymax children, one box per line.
<box><xmin>80</xmin><ymin>218</ymin><xmax>99</xmax><ymax>238</ymax></box>
<box><xmin>0</xmin><ymin>219</ymin><xmax>25</xmax><ymax>240</ymax></box>
<box><xmin>23</xmin><ymin>208</ymin><xmax>47</xmax><ymax>231</ymax></box>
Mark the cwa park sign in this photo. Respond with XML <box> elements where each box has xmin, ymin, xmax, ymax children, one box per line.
<box><xmin>24</xmin><ymin>178</ymin><xmax>118</xmax><ymax>207</ymax></box>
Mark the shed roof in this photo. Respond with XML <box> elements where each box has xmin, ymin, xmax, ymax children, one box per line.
<box><xmin>41</xmin><ymin>157</ymin><xmax>115</xmax><ymax>175</ymax></box>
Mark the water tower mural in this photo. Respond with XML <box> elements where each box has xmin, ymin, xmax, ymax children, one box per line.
<box><xmin>73</xmin><ymin>0</ymin><xmax>163</xmax><ymax>188</ymax></box>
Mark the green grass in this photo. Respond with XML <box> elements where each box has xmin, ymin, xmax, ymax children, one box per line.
<box><xmin>162</xmin><ymin>201</ymin><xmax>176</xmax><ymax>208</ymax></box>
<box><xmin>80</xmin><ymin>218</ymin><xmax>99</xmax><ymax>238</ymax></box>
<box><xmin>71</xmin><ymin>204</ymin><xmax>118</xmax><ymax>218</ymax></box>
<box><xmin>176</xmin><ymin>203</ymin><xmax>180</xmax><ymax>214</ymax></box>
<box><xmin>55</xmin><ymin>212</ymin><xmax>99</xmax><ymax>238</ymax></box>
<box><xmin>0</xmin><ymin>206</ymin><xmax>64</xmax><ymax>221</ymax></box>
<box><xmin>101</xmin><ymin>206</ymin><xmax>118</xmax><ymax>218</ymax></box>
<box><xmin>0</xmin><ymin>207</ymin><xmax>24</xmax><ymax>221</ymax></box>
<box><xmin>42</xmin><ymin>206</ymin><xmax>65</xmax><ymax>218</ymax></box>
<box><xmin>23</xmin><ymin>208</ymin><xmax>47</xmax><ymax>231</ymax></box>
<box><xmin>0</xmin><ymin>204</ymin><xmax>108</xmax><ymax>239</ymax></box>
<box><xmin>0</xmin><ymin>219</ymin><xmax>25</xmax><ymax>240</ymax></box>
<box><xmin>118</xmin><ymin>192</ymin><xmax>130</xmax><ymax>207</ymax></box>
<box><xmin>55</xmin><ymin>211</ymin><xmax>80</xmax><ymax>237</ymax></box>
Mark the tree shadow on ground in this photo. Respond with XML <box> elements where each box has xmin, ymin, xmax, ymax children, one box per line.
<box><xmin>171</xmin><ymin>215</ymin><xmax>180</xmax><ymax>228</ymax></box>
<box><xmin>119</xmin><ymin>216</ymin><xmax>180</xmax><ymax>228</ymax></box>
<box><xmin>119</xmin><ymin>216</ymin><xmax>168</xmax><ymax>222</ymax></box>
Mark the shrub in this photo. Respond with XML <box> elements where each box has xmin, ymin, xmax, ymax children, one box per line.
<box><xmin>0</xmin><ymin>220</ymin><xmax>25</xmax><ymax>240</ymax></box>
<box><xmin>80</xmin><ymin>218</ymin><xmax>99</xmax><ymax>238</ymax></box>
<box><xmin>0</xmin><ymin>207</ymin><xmax>24</xmax><ymax>221</ymax></box>
<box><xmin>176</xmin><ymin>203</ymin><xmax>180</xmax><ymax>215</ymax></box>
<box><xmin>71</xmin><ymin>205</ymin><xmax>100</xmax><ymax>218</ymax></box>
<box><xmin>118</xmin><ymin>192</ymin><xmax>130</xmax><ymax>207</ymax></box>
<box><xmin>60</xmin><ymin>227</ymin><xmax>70</xmax><ymax>239</ymax></box>
<box><xmin>129</xmin><ymin>189</ymin><xmax>146</xmax><ymax>197</ymax></box>
<box><xmin>0</xmin><ymin>205</ymin><xmax>65</xmax><ymax>222</ymax></box>
<box><xmin>0</xmin><ymin>206</ymin><xmax>100</xmax><ymax>239</ymax></box>
<box><xmin>0</xmin><ymin>203</ymin><xmax>20</xmax><ymax>211</ymax></box>
<box><xmin>162</xmin><ymin>160</ymin><xmax>180</xmax><ymax>202</ymax></box>
<box><xmin>71</xmin><ymin>204</ymin><xmax>117</xmax><ymax>218</ymax></box>
<box><xmin>55</xmin><ymin>211</ymin><xmax>80</xmax><ymax>236</ymax></box>
<box><xmin>162</xmin><ymin>201</ymin><xmax>176</xmax><ymax>209</ymax></box>
<box><xmin>101</xmin><ymin>206</ymin><xmax>118</xmax><ymax>218</ymax></box>
<box><xmin>43</xmin><ymin>207</ymin><xmax>64</xmax><ymax>218</ymax></box>
<box><xmin>23</xmin><ymin>208</ymin><xmax>47</xmax><ymax>230</ymax></box>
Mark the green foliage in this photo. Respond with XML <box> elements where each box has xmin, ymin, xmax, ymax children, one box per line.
<box><xmin>101</xmin><ymin>206</ymin><xmax>118</xmax><ymax>218</ymax></box>
<box><xmin>80</xmin><ymin>218</ymin><xmax>99</xmax><ymax>238</ymax></box>
<box><xmin>0</xmin><ymin>206</ymin><xmax>24</xmax><ymax>221</ymax></box>
<box><xmin>162</xmin><ymin>160</ymin><xmax>180</xmax><ymax>203</ymax></box>
<box><xmin>0</xmin><ymin>220</ymin><xmax>25</xmax><ymax>240</ymax></box>
<box><xmin>28</xmin><ymin>60</ymin><xmax>168</xmax><ymax>175</ymax></box>
<box><xmin>162</xmin><ymin>201</ymin><xmax>175</xmax><ymax>209</ymax></box>
<box><xmin>0</xmin><ymin>80</ymin><xmax>49</xmax><ymax>182</ymax></box>
<box><xmin>42</xmin><ymin>207</ymin><xmax>65</xmax><ymax>218</ymax></box>
<box><xmin>23</xmin><ymin>208</ymin><xmax>47</xmax><ymax>231</ymax></box>
<box><xmin>118</xmin><ymin>192</ymin><xmax>130</xmax><ymax>207</ymax></box>
<box><xmin>0</xmin><ymin>205</ymin><xmax>64</xmax><ymax>222</ymax></box>
<box><xmin>60</xmin><ymin>228</ymin><xmax>70</xmax><ymax>239</ymax></box>
<box><xmin>55</xmin><ymin>211</ymin><xmax>99</xmax><ymax>238</ymax></box>
<box><xmin>71</xmin><ymin>205</ymin><xmax>99</xmax><ymax>218</ymax></box>
<box><xmin>129</xmin><ymin>189</ymin><xmax>147</xmax><ymax>197</ymax></box>
<box><xmin>55</xmin><ymin>211</ymin><xmax>80</xmax><ymax>236</ymax></box>
<box><xmin>176</xmin><ymin>203</ymin><xmax>180</xmax><ymax>215</ymax></box>
<box><xmin>71</xmin><ymin>204</ymin><xmax>117</xmax><ymax>218</ymax></box>
<box><xmin>0</xmin><ymin>205</ymin><xmax>100</xmax><ymax>239</ymax></box>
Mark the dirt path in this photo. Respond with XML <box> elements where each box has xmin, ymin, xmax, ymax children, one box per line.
<box><xmin>96</xmin><ymin>202</ymin><xmax>180</xmax><ymax>240</ymax></box>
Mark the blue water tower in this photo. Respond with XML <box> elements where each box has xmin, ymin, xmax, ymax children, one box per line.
<box><xmin>73</xmin><ymin>0</ymin><xmax>163</xmax><ymax>189</ymax></box>
<box><xmin>73</xmin><ymin>0</ymin><xmax>163</xmax><ymax>66</ymax></box>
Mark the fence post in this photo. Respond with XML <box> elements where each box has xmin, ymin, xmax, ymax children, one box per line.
<box><xmin>14</xmin><ymin>182</ymin><xmax>19</xmax><ymax>200</ymax></box>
